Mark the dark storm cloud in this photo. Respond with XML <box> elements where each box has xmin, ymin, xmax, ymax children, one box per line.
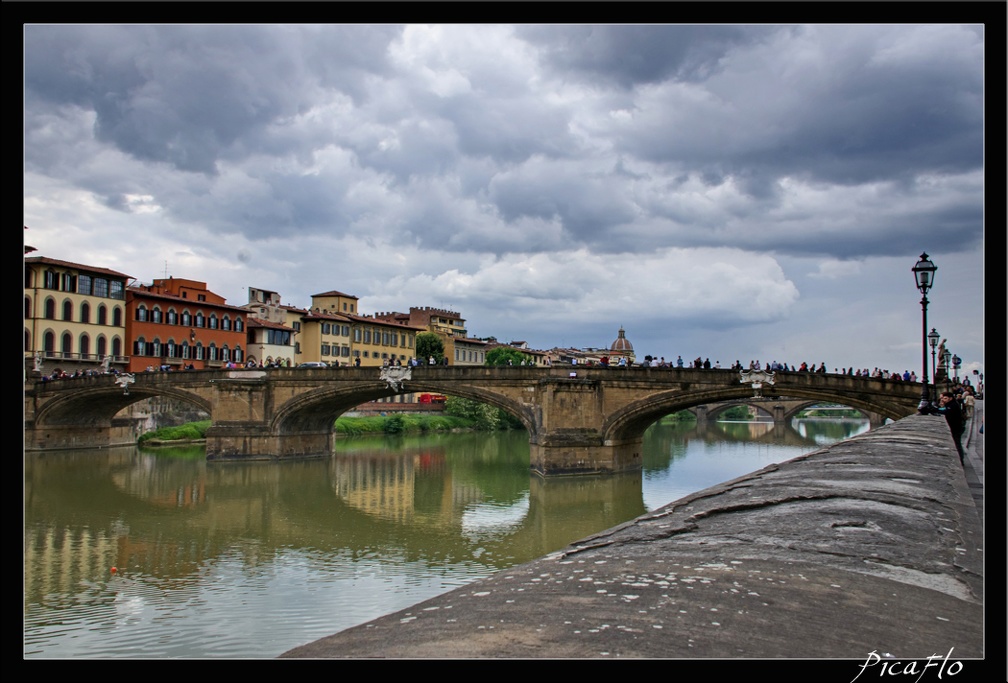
<box><xmin>519</xmin><ymin>25</ymin><xmax>774</xmax><ymax>86</ymax></box>
<box><xmin>24</xmin><ymin>25</ymin><xmax>401</xmax><ymax>175</ymax></box>
<box><xmin>604</xmin><ymin>24</ymin><xmax>983</xmax><ymax>188</ymax></box>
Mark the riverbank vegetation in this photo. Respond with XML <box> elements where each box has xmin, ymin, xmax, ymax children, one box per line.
<box><xmin>334</xmin><ymin>413</ymin><xmax>475</xmax><ymax>436</ymax></box>
<box><xmin>137</xmin><ymin>420</ymin><xmax>211</xmax><ymax>444</ymax></box>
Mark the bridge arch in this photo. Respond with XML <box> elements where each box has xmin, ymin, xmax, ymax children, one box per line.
<box><xmin>33</xmin><ymin>384</ymin><xmax>212</xmax><ymax>427</ymax></box>
<box><xmin>602</xmin><ymin>385</ymin><xmax>909</xmax><ymax>447</ymax></box>
<box><xmin>268</xmin><ymin>382</ymin><xmax>536</xmax><ymax>437</ymax></box>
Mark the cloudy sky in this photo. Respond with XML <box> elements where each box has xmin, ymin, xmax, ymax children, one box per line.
<box><xmin>23</xmin><ymin>22</ymin><xmax>987</xmax><ymax>379</ymax></box>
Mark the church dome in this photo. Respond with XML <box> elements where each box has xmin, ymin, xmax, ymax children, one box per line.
<box><xmin>610</xmin><ymin>326</ymin><xmax>633</xmax><ymax>352</ymax></box>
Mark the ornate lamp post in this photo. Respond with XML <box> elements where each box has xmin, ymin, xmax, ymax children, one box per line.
<box><xmin>942</xmin><ymin>349</ymin><xmax>951</xmax><ymax>391</ymax></box>
<box><xmin>952</xmin><ymin>354</ymin><xmax>961</xmax><ymax>383</ymax></box>
<box><xmin>912</xmin><ymin>253</ymin><xmax>937</xmax><ymax>403</ymax></box>
<box><xmin>928</xmin><ymin>327</ymin><xmax>940</xmax><ymax>400</ymax></box>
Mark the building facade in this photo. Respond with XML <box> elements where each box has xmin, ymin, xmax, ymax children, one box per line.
<box><xmin>125</xmin><ymin>277</ymin><xmax>247</xmax><ymax>372</ymax></box>
<box><xmin>24</xmin><ymin>256</ymin><xmax>131</xmax><ymax>374</ymax></box>
<box><xmin>243</xmin><ymin>286</ymin><xmax>298</xmax><ymax>366</ymax></box>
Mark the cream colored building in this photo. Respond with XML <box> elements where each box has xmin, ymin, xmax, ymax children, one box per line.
<box><xmin>24</xmin><ymin>255</ymin><xmax>131</xmax><ymax>374</ymax></box>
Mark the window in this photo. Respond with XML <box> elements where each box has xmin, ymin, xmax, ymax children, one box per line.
<box><xmin>234</xmin><ymin>317</ymin><xmax>243</xmax><ymax>332</ymax></box>
<box><xmin>195</xmin><ymin>312</ymin><xmax>205</xmax><ymax>328</ymax></box>
<box><xmin>137</xmin><ymin>306</ymin><xmax>148</xmax><ymax>322</ymax></box>
<box><xmin>109</xmin><ymin>281</ymin><xmax>123</xmax><ymax>299</ymax></box>
<box><xmin>44</xmin><ymin>298</ymin><xmax>55</xmax><ymax>319</ymax></box>
<box><xmin>208</xmin><ymin>344</ymin><xmax>217</xmax><ymax>361</ymax></box>
<box><xmin>61</xmin><ymin>300</ymin><xmax>72</xmax><ymax>321</ymax></box>
<box><xmin>80</xmin><ymin>302</ymin><xmax>90</xmax><ymax>324</ymax></box>
<box><xmin>78</xmin><ymin>275</ymin><xmax>92</xmax><ymax>295</ymax></box>
<box><xmin>97</xmin><ymin>305</ymin><xmax>107</xmax><ymax>325</ymax></box>
<box><xmin>322</xmin><ymin>322</ymin><xmax>330</xmax><ymax>334</ymax></box>
<box><xmin>93</xmin><ymin>278</ymin><xmax>109</xmax><ymax>298</ymax></box>
<box><xmin>181</xmin><ymin>341</ymin><xmax>190</xmax><ymax>359</ymax></box>
<box><xmin>61</xmin><ymin>332</ymin><xmax>73</xmax><ymax>358</ymax></box>
<box><xmin>113</xmin><ymin>307</ymin><xmax>122</xmax><ymax>327</ymax></box>
<box><xmin>364</xmin><ymin>329</ymin><xmax>371</xmax><ymax>344</ymax></box>
<box><xmin>25</xmin><ymin>297</ymin><xmax>31</xmax><ymax>320</ymax></box>
<box><xmin>382</xmin><ymin>332</ymin><xmax>389</xmax><ymax>346</ymax></box>
<box><xmin>97</xmin><ymin>336</ymin><xmax>107</xmax><ymax>358</ymax></box>
<box><xmin>152</xmin><ymin>307</ymin><xmax>162</xmax><ymax>323</ymax></box>
<box><xmin>196</xmin><ymin>343</ymin><xmax>204</xmax><ymax>360</ymax></box>
<box><xmin>62</xmin><ymin>273</ymin><xmax>75</xmax><ymax>292</ymax></box>
<box><xmin>209</xmin><ymin>314</ymin><xmax>218</xmax><ymax>329</ymax></box>
<box><xmin>353</xmin><ymin>328</ymin><xmax>361</xmax><ymax>342</ymax></box>
<box><xmin>134</xmin><ymin>337</ymin><xmax>147</xmax><ymax>356</ymax></box>
<box><xmin>293</xmin><ymin>321</ymin><xmax>301</xmax><ymax>332</ymax></box>
<box><xmin>44</xmin><ymin>331</ymin><xmax>55</xmax><ymax>356</ymax></box>
<box><xmin>222</xmin><ymin>316</ymin><xmax>231</xmax><ymax>331</ymax></box>
<box><xmin>167</xmin><ymin>309</ymin><xmax>177</xmax><ymax>325</ymax></box>
<box><xmin>181</xmin><ymin>311</ymin><xmax>191</xmax><ymax>326</ymax></box>
<box><xmin>112</xmin><ymin>337</ymin><xmax>122</xmax><ymax>357</ymax></box>
<box><xmin>44</xmin><ymin>270</ymin><xmax>57</xmax><ymax>289</ymax></box>
<box><xmin>152</xmin><ymin>338</ymin><xmax>161</xmax><ymax>357</ymax></box>
<box><xmin>341</xmin><ymin>346</ymin><xmax>350</xmax><ymax>357</ymax></box>
<box><xmin>321</xmin><ymin>344</ymin><xmax>331</xmax><ymax>356</ymax></box>
<box><xmin>79</xmin><ymin>334</ymin><xmax>90</xmax><ymax>358</ymax></box>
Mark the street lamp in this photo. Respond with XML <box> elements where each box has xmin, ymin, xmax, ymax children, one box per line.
<box><xmin>942</xmin><ymin>349</ymin><xmax>951</xmax><ymax>390</ymax></box>
<box><xmin>952</xmin><ymin>354</ymin><xmax>961</xmax><ymax>383</ymax></box>
<box><xmin>928</xmin><ymin>327</ymin><xmax>940</xmax><ymax>398</ymax></box>
<box><xmin>912</xmin><ymin>252</ymin><xmax>937</xmax><ymax>402</ymax></box>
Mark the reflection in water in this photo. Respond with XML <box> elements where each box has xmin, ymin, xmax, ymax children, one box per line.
<box><xmin>24</xmin><ymin>418</ymin><xmax>868</xmax><ymax>659</ymax></box>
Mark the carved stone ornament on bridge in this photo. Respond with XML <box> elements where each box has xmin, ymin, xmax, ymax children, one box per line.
<box><xmin>115</xmin><ymin>373</ymin><xmax>136</xmax><ymax>395</ymax></box>
<box><xmin>739</xmin><ymin>369</ymin><xmax>775</xmax><ymax>398</ymax></box>
<box><xmin>380</xmin><ymin>365</ymin><xmax>412</xmax><ymax>393</ymax></box>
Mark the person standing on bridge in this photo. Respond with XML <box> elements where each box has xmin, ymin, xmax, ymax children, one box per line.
<box><xmin>920</xmin><ymin>391</ymin><xmax>966</xmax><ymax>464</ymax></box>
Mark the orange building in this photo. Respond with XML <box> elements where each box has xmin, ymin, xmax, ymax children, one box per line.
<box><xmin>125</xmin><ymin>277</ymin><xmax>247</xmax><ymax>372</ymax></box>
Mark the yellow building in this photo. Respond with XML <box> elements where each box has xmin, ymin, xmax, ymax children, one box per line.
<box><xmin>373</xmin><ymin>306</ymin><xmax>485</xmax><ymax>366</ymax></box>
<box><xmin>307</xmin><ymin>291</ymin><xmax>422</xmax><ymax>367</ymax></box>
<box><xmin>24</xmin><ymin>255</ymin><xmax>132</xmax><ymax>374</ymax></box>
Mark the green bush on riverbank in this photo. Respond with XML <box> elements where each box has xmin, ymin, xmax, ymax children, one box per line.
<box><xmin>335</xmin><ymin>413</ymin><xmax>476</xmax><ymax>436</ymax></box>
<box><xmin>137</xmin><ymin>420</ymin><xmax>212</xmax><ymax>443</ymax></box>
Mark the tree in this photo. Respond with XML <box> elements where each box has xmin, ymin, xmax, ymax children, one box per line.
<box><xmin>415</xmin><ymin>332</ymin><xmax>445</xmax><ymax>363</ymax></box>
<box><xmin>486</xmin><ymin>346</ymin><xmax>531</xmax><ymax>367</ymax></box>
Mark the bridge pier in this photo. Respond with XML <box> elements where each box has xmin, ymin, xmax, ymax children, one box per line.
<box><xmin>205</xmin><ymin>424</ymin><xmax>332</xmax><ymax>460</ymax></box>
<box><xmin>694</xmin><ymin>405</ymin><xmax>708</xmax><ymax>426</ymax></box>
<box><xmin>530</xmin><ymin>437</ymin><xmax>642</xmax><ymax>476</ymax></box>
<box><xmin>25</xmin><ymin>423</ymin><xmax>114</xmax><ymax>451</ymax></box>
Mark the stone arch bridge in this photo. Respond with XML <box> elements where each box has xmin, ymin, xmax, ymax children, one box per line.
<box><xmin>24</xmin><ymin>366</ymin><xmax>922</xmax><ymax>476</ymax></box>
<box><xmin>686</xmin><ymin>399</ymin><xmax>888</xmax><ymax>426</ymax></box>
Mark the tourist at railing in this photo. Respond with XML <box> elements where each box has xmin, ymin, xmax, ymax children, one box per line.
<box><xmin>918</xmin><ymin>390</ymin><xmax>966</xmax><ymax>464</ymax></box>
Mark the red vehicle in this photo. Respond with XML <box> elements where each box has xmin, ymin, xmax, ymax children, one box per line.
<box><xmin>418</xmin><ymin>393</ymin><xmax>447</xmax><ymax>404</ymax></box>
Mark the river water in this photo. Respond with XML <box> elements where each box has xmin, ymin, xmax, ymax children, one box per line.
<box><xmin>24</xmin><ymin>417</ymin><xmax>869</xmax><ymax>659</ymax></box>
